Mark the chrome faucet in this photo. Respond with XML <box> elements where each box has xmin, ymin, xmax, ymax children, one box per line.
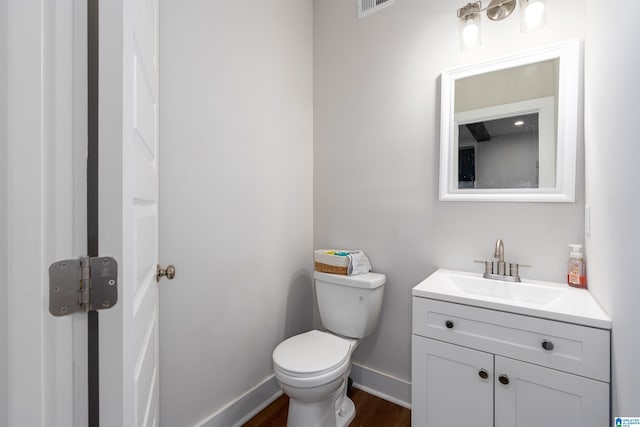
<box><xmin>474</xmin><ymin>239</ymin><xmax>529</xmax><ymax>282</ymax></box>
<box><xmin>494</xmin><ymin>238</ymin><xmax>506</xmax><ymax>276</ymax></box>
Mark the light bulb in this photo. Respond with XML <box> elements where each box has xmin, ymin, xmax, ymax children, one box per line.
<box><xmin>525</xmin><ymin>2</ymin><xmax>544</xmax><ymax>28</ymax></box>
<box><xmin>463</xmin><ymin>23</ymin><xmax>479</xmax><ymax>48</ymax></box>
<box><xmin>520</xmin><ymin>0</ymin><xmax>546</xmax><ymax>32</ymax></box>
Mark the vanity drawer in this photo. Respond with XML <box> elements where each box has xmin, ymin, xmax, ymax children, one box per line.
<box><xmin>413</xmin><ymin>297</ymin><xmax>610</xmax><ymax>382</ymax></box>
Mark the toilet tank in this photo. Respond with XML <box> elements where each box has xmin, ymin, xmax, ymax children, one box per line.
<box><xmin>314</xmin><ymin>271</ymin><xmax>385</xmax><ymax>339</ymax></box>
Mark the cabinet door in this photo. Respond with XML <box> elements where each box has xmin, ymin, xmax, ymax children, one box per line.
<box><xmin>412</xmin><ymin>336</ymin><xmax>493</xmax><ymax>427</ymax></box>
<box><xmin>494</xmin><ymin>356</ymin><xmax>609</xmax><ymax>427</ymax></box>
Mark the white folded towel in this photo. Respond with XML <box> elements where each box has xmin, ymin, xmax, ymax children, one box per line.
<box><xmin>347</xmin><ymin>250</ymin><xmax>372</xmax><ymax>276</ymax></box>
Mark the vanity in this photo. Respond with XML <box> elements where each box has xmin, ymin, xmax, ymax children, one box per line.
<box><xmin>411</xmin><ymin>269</ymin><xmax>611</xmax><ymax>427</ymax></box>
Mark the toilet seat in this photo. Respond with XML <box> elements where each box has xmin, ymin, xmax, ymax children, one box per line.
<box><xmin>273</xmin><ymin>330</ymin><xmax>351</xmax><ymax>388</ymax></box>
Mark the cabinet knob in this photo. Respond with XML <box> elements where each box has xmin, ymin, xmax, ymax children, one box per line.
<box><xmin>445</xmin><ymin>320</ymin><xmax>454</xmax><ymax>329</ymax></box>
<box><xmin>498</xmin><ymin>374</ymin><xmax>510</xmax><ymax>385</ymax></box>
<box><xmin>541</xmin><ymin>340</ymin><xmax>554</xmax><ymax>351</ymax></box>
<box><xmin>478</xmin><ymin>369</ymin><xmax>489</xmax><ymax>379</ymax></box>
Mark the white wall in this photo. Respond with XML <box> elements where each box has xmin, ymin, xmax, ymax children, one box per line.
<box><xmin>314</xmin><ymin>0</ymin><xmax>586</xmax><ymax>384</ymax></box>
<box><xmin>158</xmin><ymin>1</ymin><xmax>313</xmax><ymax>426</ymax></box>
<box><xmin>584</xmin><ymin>0</ymin><xmax>640</xmax><ymax>417</ymax></box>
<box><xmin>0</xmin><ymin>0</ymin><xmax>8</xmax><ymax>422</ymax></box>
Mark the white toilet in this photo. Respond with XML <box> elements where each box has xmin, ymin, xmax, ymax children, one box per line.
<box><xmin>272</xmin><ymin>270</ymin><xmax>385</xmax><ymax>427</ymax></box>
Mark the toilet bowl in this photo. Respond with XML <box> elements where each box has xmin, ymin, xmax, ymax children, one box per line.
<box><xmin>272</xmin><ymin>271</ymin><xmax>385</xmax><ymax>427</ymax></box>
<box><xmin>273</xmin><ymin>330</ymin><xmax>358</xmax><ymax>427</ymax></box>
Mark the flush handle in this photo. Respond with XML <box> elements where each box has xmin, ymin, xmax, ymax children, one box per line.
<box><xmin>156</xmin><ymin>264</ymin><xmax>176</xmax><ymax>282</ymax></box>
<box><xmin>445</xmin><ymin>320</ymin><xmax>454</xmax><ymax>329</ymax></box>
<box><xmin>541</xmin><ymin>340</ymin><xmax>554</xmax><ymax>351</ymax></box>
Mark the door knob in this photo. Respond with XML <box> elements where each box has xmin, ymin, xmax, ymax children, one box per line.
<box><xmin>478</xmin><ymin>369</ymin><xmax>489</xmax><ymax>379</ymax></box>
<box><xmin>498</xmin><ymin>374</ymin><xmax>510</xmax><ymax>385</ymax></box>
<box><xmin>156</xmin><ymin>264</ymin><xmax>176</xmax><ymax>282</ymax></box>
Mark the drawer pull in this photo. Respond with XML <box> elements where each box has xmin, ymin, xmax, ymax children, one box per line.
<box><xmin>498</xmin><ymin>374</ymin><xmax>510</xmax><ymax>385</ymax></box>
<box><xmin>445</xmin><ymin>320</ymin><xmax>454</xmax><ymax>329</ymax></box>
<box><xmin>541</xmin><ymin>340</ymin><xmax>555</xmax><ymax>351</ymax></box>
<box><xmin>478</xmin><ymin>369</ymin><xmax>489</xmax><ymax>379</ymax></box>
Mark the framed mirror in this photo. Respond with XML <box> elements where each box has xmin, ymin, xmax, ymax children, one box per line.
<box><xmin>439</xmin><ymin>40</ymin><xmax>580</xmax><ymax>202</ymax></box>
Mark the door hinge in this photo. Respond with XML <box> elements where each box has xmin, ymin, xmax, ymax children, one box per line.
<box><xmin>49</xmin><ymin>256</ymin><xmax>118</xmax><ymax>317</ymax></box>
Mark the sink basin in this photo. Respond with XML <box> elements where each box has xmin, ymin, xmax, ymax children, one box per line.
<box><xmin>446</xmin><ymin>274</ymin><xmax>565</xmax><ymax>305</ymax></box>
<box><xmin>412</xmin><ymin>269</ymin><xmax>611</xmax><ymax>329</ymax></box>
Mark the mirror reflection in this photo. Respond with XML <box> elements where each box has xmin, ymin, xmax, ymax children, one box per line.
<box><xmin>458</xmin><ymin>113</ymin><xmax>540</xmax><ymax>189</ymax></box>
<box><xmin>454</xmin><ymin>59</ymin><xmax>558</xmax><ymax>190</ymax></box>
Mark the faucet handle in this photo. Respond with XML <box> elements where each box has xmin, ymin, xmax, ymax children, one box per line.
<box><xmin>474</xmin><ymin>260</ymin><xmax>493</xmax><ymax>275</ymax></box>
<box><xmin>509</xmin><ymin>263</ymin><xmax>531</xmax><ymax>278</ymax></box>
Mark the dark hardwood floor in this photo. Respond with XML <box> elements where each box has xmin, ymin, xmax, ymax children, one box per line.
<box><xmin>243</xmin><ymin>387</ymin><xmax>410</xmax><ymax>427</ymax></box>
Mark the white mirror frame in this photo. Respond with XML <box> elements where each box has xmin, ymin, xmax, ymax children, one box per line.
<box><xmin>439</xmin><ymin>39</ymin><xmax>580</xmax><ymax>202</ymax></box>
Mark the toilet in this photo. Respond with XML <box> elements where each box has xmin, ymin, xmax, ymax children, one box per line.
<box><xmin>272</xmin><ymin>270</ymin><xmax>385</xmax><ymax>427</ymax></box>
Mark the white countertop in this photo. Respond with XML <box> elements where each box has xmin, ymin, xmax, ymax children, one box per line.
<box><xmin>412</xmin><ymin>269</ymin><xmax>611</xmax><ymax>329</ymax></box>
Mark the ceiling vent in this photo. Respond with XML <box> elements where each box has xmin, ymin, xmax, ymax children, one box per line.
<box><xmin>358</xmin><ymin>0</ymin><xmax>394</xmax><ymax>18</ymax></box>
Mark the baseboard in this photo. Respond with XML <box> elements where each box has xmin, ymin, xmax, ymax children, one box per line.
<box><xmin>195</xmin><ymin>364</ymin><xmax>410</xmax><ymax>426</ymax></box>
<box><xmin>350</xmin><ymin>363</ymin><xmax>411</xmax><ymax>409</ymax></box>
<box><xmin>196</xmin><ymin>375</ymin><xmax>282</xmax><ymax>427</ymax></box>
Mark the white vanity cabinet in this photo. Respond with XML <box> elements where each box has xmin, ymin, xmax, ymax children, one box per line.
<box><xmin>411</xmin><ymin>297</ymin><xmax>610</xmax><ymax>427</ymax></box>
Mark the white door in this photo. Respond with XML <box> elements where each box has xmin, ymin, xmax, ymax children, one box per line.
<box><xmin>98</xmin><ymin>0</ymin><xmax>161</xmax><ymax>425</ymax></box>
<box><xmin>494</xmin><ymin>356</ymin><xmax>609</xmax><ymax>427</ymax></box>
<box><xmin>412</xmin><ymin>336</ymin><xmax>494</xmax><ymax>427</ymax></box>
<box><xmin>3</xmin><ymin>0</ymin><xmax>87</xmax><ymax>425</ymax></box>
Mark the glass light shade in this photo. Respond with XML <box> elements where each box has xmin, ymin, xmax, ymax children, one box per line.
<box><xmin>520</xmin><ymin>0</ymin><xmax>547</xmax><ymax>32</ymax></box>
<box><xmin>459</xmin><ymin>11</ymin><xmax>482</xmax><ymax>50</ymax></box>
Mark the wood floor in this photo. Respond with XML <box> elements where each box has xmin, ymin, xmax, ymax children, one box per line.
<box><xmin>242</xmin><ymin>387</ymin><xmax>410</xmax><ymax>427</ymax></box>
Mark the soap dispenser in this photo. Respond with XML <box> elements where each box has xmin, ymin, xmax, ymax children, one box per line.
<box><xmin>567</xmin><ymin>244</ymin><xmax>586</xmax><ymax>288</ymax></box>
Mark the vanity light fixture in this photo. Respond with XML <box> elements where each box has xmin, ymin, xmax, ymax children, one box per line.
<box><xmin>457</xmin><ymin>0</ymin><xmax>547</xmax><ymax>50</ymax></box>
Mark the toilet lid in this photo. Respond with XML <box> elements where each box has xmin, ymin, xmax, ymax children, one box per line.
<box><xmin>273</xmin><ymin>330</ymin><xmax>350</xmax><ymax>376</ymax></box>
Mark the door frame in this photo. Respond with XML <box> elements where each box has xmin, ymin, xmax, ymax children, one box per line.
<box><xmin>3</xmin><ymin>0</ymin><xmax>88</xmax><ymax>425</ymax></box>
